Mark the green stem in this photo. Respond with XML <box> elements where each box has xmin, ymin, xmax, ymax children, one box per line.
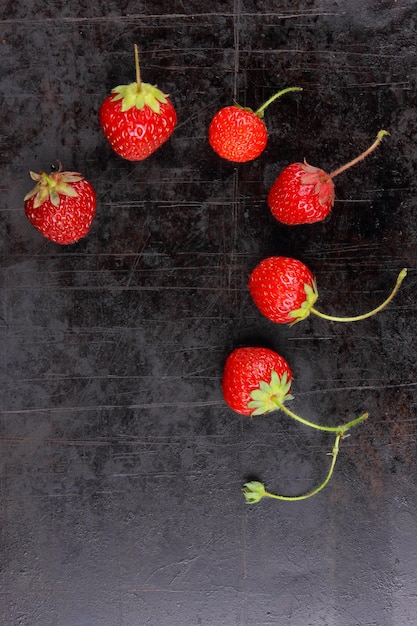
<box><xmin>311</xmin><ymin>268</ymin><xmax>407</xmax><ymax>323</ymax></box>
<box><xmin>264</xmin><ymin>433</ymin><xmax>342</xmax><ymax>501</ymax></box>
<box><xmin>338</xmin><ymin>411</ymin><xmax>369</xmax><ymax>431</ymax></box>
<box><xmin>277</xmin><ymin>400</ymin><xmax>368</xmax><ymax>434</ymax></box>
<box><xmin>134</xmin><ymin>43</ymin><xmax>142</xmax><ymax>88</ymax></box>
<box><xmin>255</xmin><ymin>87</ymin><xmax>302</xmax><ymax>118</ymax></box>
<box><xmin>329</xmin><ymin>129</ymin><xmax>389</xmax><ymax>179</ymax></box>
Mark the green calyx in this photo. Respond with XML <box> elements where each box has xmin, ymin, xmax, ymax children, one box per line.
<box><xmin>24</xmin><ymin>168</ymin><xmax>82</xmax><ymax>208</ymax></box>
<box><xmin>110</xmin><ymin>81</ymin><xmax>169</xmax><ymax>113</ymax></box>
<box><xmin>248</xmin><ymin>368</ymin><xmax>368</xmax><ymax>434</ymax></box>
<box><xmin>243</xmin><ymin>432</ymin><xmax>343</xmax><ymax>503</ymax></box>
<box><xmin>288</xmin><ymin>281</ymin><xmax>319</xmax><ymax>324</ymax></box>
<box><xmin>243</xmin><ymin>481</ymin><xmax>266</xmax><ymax>503</ymax></box>
<box><xmin>247</xmin><ymin>370</ymin><xmax>293</xmax><ymax>416</ymax></box>
<box><xmin>232</xmin><ymin>102</ymin><xmax>256</xmax><ymax>114</ymax></box>
<box><xmin>110</xmin><ymin>43</ymin><xmax>169</xmax><ymax>113</ymax></box>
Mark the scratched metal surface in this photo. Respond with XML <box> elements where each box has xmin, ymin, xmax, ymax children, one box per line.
<box><xmin>1</xmin><ymin>1</ymin><xmax>417</xmax><ymax>625</ymax></box>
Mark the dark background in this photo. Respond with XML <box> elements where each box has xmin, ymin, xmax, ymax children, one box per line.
<box><xmin>1</xmin><ymin>1</ymin><xmax>417</xmax><ymax>625</ymax></box>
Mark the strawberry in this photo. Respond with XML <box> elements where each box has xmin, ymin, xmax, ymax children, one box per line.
<box><xmin>222</xmin><ymin>346</ymin><xmax>368</xmax><ymax>437</ymax></box>
<box><xmin>24</xmin><ymin>163</ymin><xmax>96</xmax><ymax>244</ymax></box>
<box><xmin>208</xmin><ymin>87</ymin><xmax>302</xmax><ymax>163</ymax></box>
<box><xmin>223</xmin><ymin>348</ymin><xmax>369</xmax><ymax>506</ymax></box>
<box><xmin>249</xmin><ymin>256</ymin><xmax>317</xmax><ymax>324</ymax></box>
<box><xmin>99</xmin><ymin>44</ymin><xmax>177</xmax><ymax>161</ymax></box>
<box><xmin>268</xmin><ymin>130</ymin><xmax>388</xmax><ymax>225</ymax></box>
<box><xmin>222</xmin><ymin>346</ymin><xmax>293</xmax><ymax>416</ymax></box>
<box><xmin>249</xmin><ymin>256</ymin><xmax>407</xmax><ymax>325</ymax></box>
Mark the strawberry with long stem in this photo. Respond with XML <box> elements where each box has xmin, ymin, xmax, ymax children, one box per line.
<box><xmin>99</xmin><ymin>44</ymin><xmax>177</xmax><ymax>161</ymax></box>
<box><xmin>209</xmin><ymin>87</ymin><xmax>302</xmax><ymax>163</ymax></box>
<box><xmin>248</xmin><ymin>256</ymin><xmax>407</xmax><ymax>325</ymax></box>
<box><xmin>268</xmin><ymin>130</ymin><xmax>389</xmax><ymax>225</ymax></box>
<box><xmin>222</xmin><ymin>346</ymin><xmax>368</xmax><ymax>433</ymax></box>
<box><xmin>222</xmin><ymin>346</ymin><xmax>368</xmax><ymax>503</ymax></box>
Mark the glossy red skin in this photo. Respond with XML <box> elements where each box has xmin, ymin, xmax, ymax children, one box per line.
<box><xmin>99</xmin><ymin>96</ymin><xmax>177</xmax><ymax>161</ymax></box>
<box><xmin>24</xmin><ymin>179</ymin><xmax>96</xmax><ymax>245</ymax></box>
<box><xmin>222</xmin><ymin>346</ymin><xmax>292</xmax><ymax>416</ymax></box>
<box><xmin>249</xmin><ymin>256</ymin><xmax>314</xmax><ymax>324</ymax></box>
<box><xmin>208</xmin><ymin>106</ymin><xmax>268</xmax><ymax>162</ymax></box>
<box><xmin>268</xmin><ymin>162</ymin><xmax>334</xmax><ymax>225</ymax></box>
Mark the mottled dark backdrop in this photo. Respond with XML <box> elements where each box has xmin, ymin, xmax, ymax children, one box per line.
<box><xmin>1</xmin><ymin>2</ymin><xmax>417</xmax><ymax>625</ymax></box>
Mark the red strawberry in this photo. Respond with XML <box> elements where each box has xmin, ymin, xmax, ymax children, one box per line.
<box><xmin>249</xmin><ymin>256</ymin><xmax>317</xmax><ymax>324</ymax></box>
<box><xmin>99</xmin><ymin>44</ymin><xmax>177</xmax><ymax>161</ymax></box>
<box><xmin>208</xmin><ymin>87</ymin><xmax>302</xmax><ymax>163</ymax></box>
<box><xmin>222</xmin><ymin>347</ymin><xmax>369</xmax><ymax>440</ymax></box>
<box><xmin>249</xmin><ymin>256</ymin><xmax>407</xmax><ymax>325</ymax></box>
<box><xmin>268</xmin><ymin>130</ymin><xmax>388</xmax><ymax>225</ymax></box>
<box><xmin>24</xmin><ymin>164</ymin><xmax>96</xmax><ymax>244</ymax></box>
<box><xmin>222</xmin><ymin>346</ymin><xmax>293</xmax><ymax>416</ymax></box>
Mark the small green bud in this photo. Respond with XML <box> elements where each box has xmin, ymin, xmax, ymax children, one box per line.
<box><xmin>243</xmin><ymin>481</ymin><xmax>266</xmax><ymax>503</ymax></box>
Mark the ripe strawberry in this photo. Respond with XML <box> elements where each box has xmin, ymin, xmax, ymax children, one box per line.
<box><xmin>222</xmin><ymin>346</ymin><xmax>293</xmax><ymax>416</ymax></box>
<box><xmin>222</xmin><ymin>347</ymin><xmax>369</xmax><ymax>440</ymax></box>
<box><xmin>208</xmin><ymin>87</ymin><xmax>302</xmax><ymax>163</ymax></box>
<box><xmin>249</xmin><ymin>256</ymin><xmax>407</xmax><ymax>325</ymax></box>
<box><xmin>24</xmin><ymin>164</ymin><xmax>96</xmax><ymax>244</ymax></box>
<box><xmin>249</xmin><ymin>256</ymin><xmax>317</xmax><ymax>324</ymax></box>
<box><xmin>268</xmin><ymin>130</ymin><xmax>388</xmax><ymax>225</ymax></box>
<box><xmin>99</xmin><ymin>44</ymin><xmax>177</xmax><ymax>161</ymax></box>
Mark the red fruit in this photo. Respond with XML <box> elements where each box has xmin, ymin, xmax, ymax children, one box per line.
<box><xmin>208</xmin><ymin>87</ymin><xmax>302</xmax><ymax>163</ymax></box>
<box><xmin>99</xmin><ymin>44</ymin><xmax>177</xmax><ymax>161</ymax></box>
<box><xmin>249</xmin><ymin>257</ymin><xmax>317</xmax><ymax>324</ymax></box>
<box><xmin>24</xmin><ymin>164</ymin><xmax>96</xmax><ymax>244</ymax></box>
<box><xmin>268</xmin><ymin>130</ymin><xmax>389</xmax><ymax>225</ymax></box>
<box><xmin>222</xmin><ymin>346</ymin><xmax>293</xmax><ymax>416</ymax></box>
<box><xmin>249</xmin><ymin>256</ymin><xmax>407</xmax><ymax>325</ymax></box>
<box><xmin>223</xmin><ymin>348</ymin><xmax>369</xmax><ymax>435</ymax></box>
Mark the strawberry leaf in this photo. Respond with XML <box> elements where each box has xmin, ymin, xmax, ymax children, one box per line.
<box><xmin>301</xmin><ymin>161</ymin><xmax>335</xmax><ymax>207</ymax></box>
<box><xmin>248</xmin><ymin>370</ymin><xmax>293</xmax><ymax>416</ymax></box>
<box><xmin>243</xmin><ymin>481</ymin><xmax>266</xmax><ymax>503</ymax></box>
<box><xmin>24</xmin><ymin>169</ymin><xmax>82</xmax><ymax>209</ymax></box>
<box><xmin>49</xmin><ymin>189</ymin><xmax>61</xmax><ymax>208</ymax></box>
<box><xmin>288</xmin><ymin>280</ymin><xmax>319</xmax><ymax>324</ymax></box>
<box><xmin>111</xmin><ymin>81</ymin><xmax>169</xmax><ymax>113</ymax></box>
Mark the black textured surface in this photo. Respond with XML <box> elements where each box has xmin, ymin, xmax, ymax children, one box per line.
<box><xmin>1</xmin><ymin>2</ymin><xmax>417</xmax><ymax>625</ymax></box>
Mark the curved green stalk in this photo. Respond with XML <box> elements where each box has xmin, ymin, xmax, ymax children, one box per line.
<box><xmin>277</xmin><ymin>400</ymin><xmax>368</xmax><ymax>434</ymax></box>
<box><xmin>311</xmin><ymin>268</ymin><xmax>407</xmax><ymax>323</ymax></box>
<box><xmin>255</xmin><ymin>87</ymin><xmax>302</xmax><ymax>118</ymax></box>
<box><xmin>329</xmin><ymin>130</ymin><xmax>389</xmax><ymax>179</ymax></box>
<box><xmin>243</xmin><ymin>433</ymin><xmax>342</xmax><ymax>503</ymax></box>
